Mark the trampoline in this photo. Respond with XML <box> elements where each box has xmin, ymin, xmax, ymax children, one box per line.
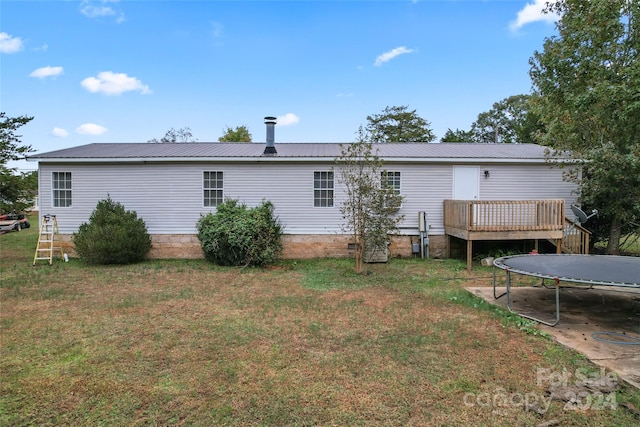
<box><xmin>493</xmin><ymin>254</ymin><xmax>640</xmax><ymax>326</ymax></box>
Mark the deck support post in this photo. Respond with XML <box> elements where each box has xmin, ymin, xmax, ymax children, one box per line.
<box><xmin>466</xmin><ymin>240</ymin><xmax>472</xmax><ymax>270</ymax></box>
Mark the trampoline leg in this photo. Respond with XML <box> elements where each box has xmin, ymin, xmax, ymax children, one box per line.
<box><xmin>540</xmin><ymin>278</ymin><xmax>554</xmax><ymax>289</ymax></box>
<box><xmin>493</xmin><ymin>266</ymin><xmax>506</xmax><ymax>299</ymax></box>
<box><xmin>553</xmin><ymin>278</ymin><xmax>560</xmax><ymax>325</ymax></box>
<box><xmin>506</xmin><ymin>270</ymin><xmax>512</xmax><ymax>308</ymax></box>
<box><xmin>505</xmin><ymin>273</ymin><xmax>561</xmax><ymax>327</ymax></box>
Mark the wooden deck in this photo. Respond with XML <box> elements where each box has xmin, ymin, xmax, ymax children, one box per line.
<box><xmin>562</xmin><ymin>217</ymin><xmax>591</xmax><ymax>255</ymax></box>
<box><xmin>443</xmin><ymin>199</ymin><xmax>565</xmax><ymax>269</ymax></box>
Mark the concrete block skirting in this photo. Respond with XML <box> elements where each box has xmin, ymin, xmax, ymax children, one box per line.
<box><xmin>56</xmin><ymin>233</ymin><xmax>447</xmax><ymax>260</ymax></box>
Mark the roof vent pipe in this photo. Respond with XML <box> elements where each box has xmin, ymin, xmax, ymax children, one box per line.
<box><xmin>264</xmin><ymin>116</ymin><xmax>277</xmax><ymax>155</ymax></box>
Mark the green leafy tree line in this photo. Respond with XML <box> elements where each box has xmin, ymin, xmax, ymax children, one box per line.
<box><xmin>148</xmin><ymin>125</ymin><xmax>253</xmax><ymax>143</ymax></box>
<box><xmin>218</xmin><ymin>125</ymin><xmax>252</xmax><ymax>142</ymax></box>
<box><xmin>440</xmin><ymin>95</ymin><xmax>543</xmax><ymax>144</ymax></box>
<box><xmin>148</xmin><ymin>127</ymin><xmax>197</xmax><ymax>143</ymax></box>
<box><xmin>366</xmin><ymin>106</ymin><xmax>435</xmax><ymax>143</ymax></box>
<box><xmin>0</xmin><ymin>112</ymin><xmax>37</xmax><ymax>214</ymax></box>
<box><xmin>529</xmin><ymin>0</ymin><xmax>640</xmax><ymax>254</ymax></box>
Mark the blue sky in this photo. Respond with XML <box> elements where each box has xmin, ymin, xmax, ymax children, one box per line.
<box><xmin>2</xmin><ymin>0</ymin><xmax>560</xmax><ymax>171</ymax></box>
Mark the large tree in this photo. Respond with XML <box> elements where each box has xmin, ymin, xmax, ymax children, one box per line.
<box><xmin>0</xmin><ymin>170</ymin><xmax>37</xmax><ymax>214</ymax></box>
<box><xmin>148</xmin><ymin>127</ymin><xmax>197</xmax><ymax>143</ymax></box>
<box><xmin>0</xmin><ymin>113</ymin><xmax>36</xmax><ymax>213</ymax></box>
<box><xmin>529</xmin><ymin>0</ymin><xmax>640</xmax><ymax>254</ymax></box>
<box><xmin>218</xmin><ymin>125</ymin><xmax>252</xmax><ymax>142</ymax></box>
<box><xmin>1</xmin><ymin>112</ymin><xmax>34</xmax><ymax>163</ymax></box>
<box><xmin>335</xmin><ymin>127</ymin><xmax>404</xmax><ymax>274</ymax></box>
<box><xmin>365</xmin><ymin>105</ymin><xmax>435</xmax><ymax>143</ymax></box>
<box><xmin>470</xmin><ymin>94</ymin><xmax>542</xmax><ymax>144</ymax></box>
<box><xmin>440</xmin><ymin>128</ymin><xmax>474</xmax><ymax>143</ymax></box>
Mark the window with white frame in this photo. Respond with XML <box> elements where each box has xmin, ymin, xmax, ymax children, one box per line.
<box><xmin>203</xmin><ymin>171</ymin><xmax>224</xmax><ymax>207</ymax></box>
<box><xmin>52</xmin><ymin>172</ymin><xmax>72</xmax><ymax>207</ymax></box>
<box><xmin>382</xmin><ymin>170</ymin><xmax>402</xmax><ymax>209</ymax></box>
<box><xmin>382</xmin><ymin>171</ymin><xmax>401</xmax><ymax>193</ymax></box>
<box><xmin>313</xmin><ymin>171</ymin><xmax>334</xmax><ymax>207</ymax></box>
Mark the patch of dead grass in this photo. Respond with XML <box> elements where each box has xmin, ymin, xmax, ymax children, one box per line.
<box><xmin>1</xmin><ymin>257</ymin><xmax>637</xmax><ymax>426</ymax></box>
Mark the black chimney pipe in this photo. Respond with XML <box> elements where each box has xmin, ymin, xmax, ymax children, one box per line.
<box><xmin>264</xmin><ymin>116</ymin><xmax>277</xmax><ymax>155</ymax></box>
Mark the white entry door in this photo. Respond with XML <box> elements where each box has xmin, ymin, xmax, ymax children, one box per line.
<box><xmin>453</xmin><ymin>166</ymin><xmax>479</xmax><ymax>200</ymax></box>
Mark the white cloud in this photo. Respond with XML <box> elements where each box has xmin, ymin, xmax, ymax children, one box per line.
<box><xmin>210</xmin><ymin>21</ymin><xmax>224</xmax><ymax>47</ymax></box>
<box><xmin>81</xmin><ymin>71</ymin><xmax>152</xmax><ymax>95</ymax></box>
<box><xmin>77</xmin><ymin>123</ymin><xmax>108</xmax><ymax>135</ymax></box>
<box><xmin>51</xmin><ymin>127</ymin><xmax>69</xmax><ymax>137</ymax></box>
<box><xmin>277</xmin><ymin>113</ymin><xmax>300</xmax><ymax>126</ymax></box>
<box><xmin>30</xmin><ymin>66</ymin><xmax>64</xmax><ymax>79</ymax></box>
<box><xmin>81</xmin><ymin>4</ymin><xmax>115</xmax><ymax>18</ymax></box>
<box><xmin>510</xmin><ymin>0</ymin><xmax>560</xmax><ymax>31</ymax></box>
<box><xmin>80</xmin><ymin>1</ymin><xmax>125</xmax><ymax>23</ymax></box>
<box><xmin>211</xmin><ymin>21</ymin><xmax>224</xmax><ymax>38</ymax></box>
<box><xmin>374</xmin><ymin>46</ymin><xmax>415</xmax><ymax>67</ymax></box>
<box><xmin>0</xmin><ymin>32</ymin><xmax>24</xmax><ymax>54</ymax></box>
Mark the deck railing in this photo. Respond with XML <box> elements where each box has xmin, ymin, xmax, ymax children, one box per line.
<box><xmin>443</xmin><ymin>199</ymin><xmax>565</xmax><ymax>232</ymax></box>
<box><xmin>562</xmin><ymin>218</ymin><xmax>591</xmax><ymax>254</ymax></box>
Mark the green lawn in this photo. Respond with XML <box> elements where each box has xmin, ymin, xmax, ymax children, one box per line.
<box><xmin>1</xmin><ymin>218</ymin><xmax>638</xmax><ymax>426</ymax></box>
<box><xmin>595</xmin><ymin>233</ymin><xmax>640</xmax><ymax>255</ymax></box>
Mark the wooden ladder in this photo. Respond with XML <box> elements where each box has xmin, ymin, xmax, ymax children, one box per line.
<box><xmin>33</xmin><ymin>214</ymin><xmax>62</xmax><ymax>265</ymax></box>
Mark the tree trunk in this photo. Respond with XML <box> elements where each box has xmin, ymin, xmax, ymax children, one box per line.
<box><xmin>606</xmin><ymin>215</ymin><xmax>622</xmax><ymax>255</ymax></box>
<box><xmin>355</xmin><ymin>236</ymin><xmax>364</xmax><ymax>274</ymax></box>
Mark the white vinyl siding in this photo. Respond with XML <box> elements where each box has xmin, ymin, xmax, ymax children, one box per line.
<box><xmin>394</xmin><ymin>164</ymin><xmax>451</xmax><ymax>235</ymax></box>
<box><xmin>52</xmin><ymin>172</ymin><xmax>72</xmax><ymax>207</ymax></box>
<box><xmin>36</xmin><ymin>161</ymin><xmax>578</xmax><ymax>237</ymax></box>
<box><xmin>38</xmin><ymin>163</ymin><xmax>344</xmax><ymax>235</ymax></box>
<box><xmin>203</xmin><ymin>171</ymin><xmax>223</xmax><ymax>207</ymax></box>
<box><xmin>478</xmin><ymin>164</ymin><xmax>577</xmax><ymax>201</ymax></box>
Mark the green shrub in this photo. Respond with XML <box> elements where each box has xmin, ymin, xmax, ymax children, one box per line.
<box><xmin>73</xmin><ymin>196</ymin><xmax>152</xmax><ymax>265</ymax></box>
<box><xmin>197</xmin><ymin>199</ymin><xmax>283</xmax><ymax>267</ymax></box>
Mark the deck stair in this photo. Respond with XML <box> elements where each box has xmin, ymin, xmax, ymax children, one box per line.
<box><xmin>557</xmin><ymin>217</ymin><xmax>591</xmax><ymax>254</ymax></box>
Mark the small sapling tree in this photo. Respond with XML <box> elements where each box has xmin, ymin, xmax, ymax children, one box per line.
<box><xmin>335</xmin><ymin>127</ymin><xmax>404</xmax><ymax>274</ymax></box>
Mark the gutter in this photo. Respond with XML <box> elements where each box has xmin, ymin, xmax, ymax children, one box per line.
<box><xmin>26</xmin><ymin>156</ymin><xmax>578</xmax><ymax>164</ymax></box>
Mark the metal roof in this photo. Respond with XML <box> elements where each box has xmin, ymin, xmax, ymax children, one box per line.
<box><xmin>27</xmin><ymin>142</ymin><xmax>566</xmax><ymax>163</ymax></box>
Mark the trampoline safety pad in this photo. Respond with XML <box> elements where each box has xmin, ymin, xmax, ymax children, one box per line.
<box><xmin>494</xmin><ymin>254</ymin><xmax>640</xmax><ymax>287</ymax></box>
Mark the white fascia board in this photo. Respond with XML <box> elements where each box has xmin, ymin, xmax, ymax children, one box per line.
<box><xmin>28</xmin><ymin>156</ymin><xmax>579</xmax><ymax>164</ymax></box>
<box><xmin>30</xmin><ymin>157</ymin><xmax>335</xmax><ymax>163</ymax></box>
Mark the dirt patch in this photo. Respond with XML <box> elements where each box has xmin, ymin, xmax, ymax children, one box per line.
<box><xmin>468</xmin><ymin>284</ymin><xmax>640</xmax><ymax>389</ymax></box>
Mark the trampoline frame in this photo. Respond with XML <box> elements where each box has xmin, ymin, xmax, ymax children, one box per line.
<box><xmin>492</xmin><ymin>254</ymin><xmax>640</xmax><ymax>327</ymax></box>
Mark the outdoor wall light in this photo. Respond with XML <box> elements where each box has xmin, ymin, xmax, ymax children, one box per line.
<box><xmin>484</xmin><ymin>170</ymin><xmax>490</xmax><ymax>178</ymax></box>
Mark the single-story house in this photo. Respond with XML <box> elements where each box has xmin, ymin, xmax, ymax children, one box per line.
<box><xmin>27</xmin><ymin>121</ymin><xmax>580</xmax><ymax>264</ymax></box>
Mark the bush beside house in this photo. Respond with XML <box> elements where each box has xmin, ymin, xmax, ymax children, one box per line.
<box><xmin>197</xmin><ymin>199</ymin><xmax>283</xmax><ymax>267</ymax></box>
<box><xmin>73</xmin><ymin>197</ymin><xmax>152</xmax><ymax>265</ymax></box>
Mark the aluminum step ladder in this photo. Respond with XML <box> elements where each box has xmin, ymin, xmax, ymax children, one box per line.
<box><xmin>33</xmin><ymin>214</ymin><xmax>62</xmax><ymax>265</ymax></box>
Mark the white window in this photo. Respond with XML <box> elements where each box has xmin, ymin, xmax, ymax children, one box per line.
<box><xmin>203</xmin><ymin>171</ymin><xmax>223</xmax><ymax>207</ymax></box>
<box><xmin>52</xmin><ymin>172</ymin><xmax>72</xmax><ymax>207</ymax></box>
<box><xmin>382</xmin><ymin>171</ymin><xmax>401</xmax><ymax>193</ymax></box>
<box><xmin>314</xmin><ymin>171</ymin><xmax>334</xmax><ymax>207</ymax></box>
<box><xmin>382</xmin><ymin>171</ymin><xmax>403</xmax><ymax>209</ymax></box>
